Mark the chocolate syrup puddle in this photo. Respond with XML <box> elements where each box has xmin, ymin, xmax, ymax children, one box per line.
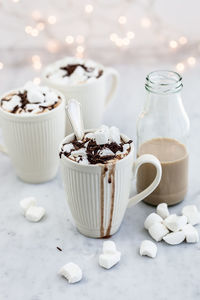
<box><xmin>100</xmin><ymin>165</ymin><xmax>108</xmax><ymax>237</ymax></box>
<box><xmin>105</xmin><ymin>164</ymin><xmax>116</xmax><ymax>237</ymax></box>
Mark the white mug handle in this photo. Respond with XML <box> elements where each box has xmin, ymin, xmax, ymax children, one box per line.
<box><xmin>104</xmin><ymin>67</ymin><xmax>119</xmax><ymax>106</ymax></box>
<box><xmin>128</xmin><ymin>154</ymin><xmax>162</xmax><ymax>207</ymax></box>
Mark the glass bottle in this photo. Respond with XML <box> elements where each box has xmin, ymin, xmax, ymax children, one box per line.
<box><xmin>136</xmin><ymin>70</ymin><xmax>190</xmax><ymax>206</ymax></box>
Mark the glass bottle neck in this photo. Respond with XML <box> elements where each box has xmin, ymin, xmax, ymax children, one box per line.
<box><xmin>144</xmin><ymin>70</ymin><xmax>183</xmax><ymax>113</ymax></box>
<box><xmin>144</xmin><ymin>90</ymin><xmax>182</xmax><ymax>112</ymax></box>
<box><xmin>137</xmin><ymin>70</ymin><xmax>189</xmax><ymax>150</ymax></box>
<box><xmin>145</xmin><ymin>70</ymin><xmax>183</xmax><ymax>94</ymax></box>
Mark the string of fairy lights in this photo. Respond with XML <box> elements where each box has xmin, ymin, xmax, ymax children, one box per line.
<box><xmin>0</xmin><ymin>0</ymin><xmax>199</xmax><ymax>84</ymax></box>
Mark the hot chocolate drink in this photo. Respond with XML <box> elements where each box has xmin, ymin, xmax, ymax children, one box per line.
<box><xmin>0</xmin><ymin>82</ymin><xmax>62</xmax><ymax>115</ymax></box>
<box><xmin>45</xmin><ymin>57</ymin><xmax>104</xmax><ymax>86</ymax></box>
<box><xmin>59</xmin><ymin>125</ymin><xmax>132</xmax><ymax>165</ymax></box>
<box><xmin>137</xmin><ymin>138</ymin><xmax>188</xmax><ymax>206</ymax></box>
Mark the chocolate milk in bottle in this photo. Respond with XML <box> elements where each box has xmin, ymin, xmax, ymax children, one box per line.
<box><xmin>136</xmin><ymin>71</ymin><xmax>190</xmax><ymax>206</ymax></box>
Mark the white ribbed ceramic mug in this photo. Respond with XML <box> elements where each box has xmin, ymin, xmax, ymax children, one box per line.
<box><xmin>0</xmin><ymin>89</ymin><xmax>65</xmax><ymax>183</ymax></box>
<box><xmin>60</xmin><ymin>131</ymin><xmax>162</xmax><ymax>238</ymax></box>
<box><xmin>43</xmin><ymin>63</ymin><xmax>119</xmax><ymax>134</ymax></box>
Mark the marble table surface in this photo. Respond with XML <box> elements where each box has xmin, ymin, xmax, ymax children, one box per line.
<box><xmin>0</xmin><ymin>63</ymin><xmax>200</xmax><ymax>300</ymax></box>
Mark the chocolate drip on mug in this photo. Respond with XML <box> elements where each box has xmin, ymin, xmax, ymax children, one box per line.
<box><xmin>100</xmin><ymin>165</ymin><xmax>108</xmax><ymax>237</ymax></box>
<box><xmin>105</xmin><ymin>164</ymin><xmax>116</xmax><ymax>237</ymax></box>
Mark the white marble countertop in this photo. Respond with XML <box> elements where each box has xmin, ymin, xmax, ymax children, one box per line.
<box><xmin>0</xmin><ymin>63</ymin><xmax>200</xmax><ymax>300</ymax></box>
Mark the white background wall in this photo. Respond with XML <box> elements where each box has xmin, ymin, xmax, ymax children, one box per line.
<box><xmin>0</xmin><ymin>0</ymin><xmax>199</xmax><ymax>67</ymax></box>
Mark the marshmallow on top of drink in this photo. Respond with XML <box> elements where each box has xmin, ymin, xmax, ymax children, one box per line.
<box><xmin>59</xmin><ymin>125</ymin><xmax>132</xmax><ymax>165</ymax></box>
<box><xmin>44</xmin><ymin>57</ymin><xmax>103</xmax><ymax>86</ymax></box>
<box><xmin>0</xmin><ymin>82</ymin><xmax>62</xmax><ymax>115</ymax></box>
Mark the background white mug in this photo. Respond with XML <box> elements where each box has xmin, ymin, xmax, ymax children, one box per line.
<box><xmin>60</xmin><ymin>131</ymin><xmax>162</xmax><ymax>238</ymax></box>
<box><xmin>43</xmin><ymin>63</ymin><xmax>119</xmax><ymax>134</ymax></box>
<box><xmin>0</xmin><ymin>89</ymin><xmax>65</xmax><ymax>183</ymax></box>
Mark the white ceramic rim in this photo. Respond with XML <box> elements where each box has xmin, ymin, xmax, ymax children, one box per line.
<box><xmin>0</xmin><ymin>87</ymin><xmax>66</xmax><ymax>120</ymax></box>
<box><xmin>59</xmin><ymin>129</ymin><xmax>134</xmax><ymax>169</ymax></box>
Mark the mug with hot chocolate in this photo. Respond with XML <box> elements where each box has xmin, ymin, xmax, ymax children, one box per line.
<box><xmin>0</xmin><ymin>82</ymin><xmax>65</xmax><ymax>183</ymax></box>
<box><xmin>42</xmin><ymin>57</ymin><xmax>119</xmax><ymax>134</ymax></box>
<box><xmin>59</xmin><ymin>100</ymin><xmax>162</xmax><ymax>238</ymax></box>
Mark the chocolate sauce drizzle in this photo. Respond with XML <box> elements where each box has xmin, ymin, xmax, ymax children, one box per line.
<box><xmin>100</xmin><ymin>165</ymin><xmax>108</xmax><ymax>237</ymax></box>
<box><xmin>60</xmin><ymin>64</ymin><xmax>103</xmax><ymax>79</ymax></box>
<box><xmin>105</xmin><ymin>164</ymin><xmax>116</xmax><ymax>237</ymax></box>
<box><xmin>59</xmin><ymin>138</ymin><xmax>132</xmax><ymax>165</ymax></box>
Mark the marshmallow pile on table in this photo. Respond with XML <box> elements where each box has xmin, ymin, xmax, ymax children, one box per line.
<box><xmin>140</xmin><ymin>203</ymin><xmax>200</xmax><ymax>259</ymax></box>
<box><xmin>20</xmin><ymin>196</ymin><xmax>46</xmax><ymax>222</ymax></box>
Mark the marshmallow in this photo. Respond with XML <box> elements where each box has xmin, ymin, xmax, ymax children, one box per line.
<box><xmin>163</xmin><ymin>214</ymin><xmax>176</xmax><ymax>227</ymax></box>
<box><xmin>70</xmin><ymin>66</ymin><xmax>87</xmax><ymax>85</ymax></box>
<box><xmin>85</xmin><ymin>132</ymin><xmax>95</xmax><ymax>140</ymax></box>
<box><xmin>50</xmin><ymin>69</ymin><xmax>66</xmax><ymax>79</ymax></box>
<box><xmin>185</xmin><ymin>212</ymin><xmax>200</xmax><ymax>226</ymax></box>
<box><xmin>148</xmin><ymin>223</ymin><xmax>169</xmax><ymax>242</ymax></box>
<box><xmin>44</xmin><ymin>91</ymin><xmax>58</xmax><ymax>106</ymax></box>
<box><xmin>163</xmin><ymin>231</ymin><xmax>185</xmax><ymax>245</ymax></box>
<box><xmin>182</xmin><ymin>205</ymin><xmax>198</xmax><ymax>215</ymax></box>
<box><xmin>94</xmin><ymin>128</ymin><xmax>109</xmax><ymax>145</ymax></box>
<box><xmin>40</xmin><ymin>86</ymin><xmax>50</xmax><ymax>94</ymax></box>
<box><xmin>70</xmin><ymin>148</ymin><xmax>87</xmax><ymax>157</ymax></box>
<box><xmin>144</xmin><ymin>213</ymin><xmax>163</xmax><ymax>230</ymax></box>
<box><xmin>78</xmin><ymin>157</ymin><xmax>89</xmax><ymax>165</ymax></box>
<box><xmin>2</xmin><ymin>100</ymin><xmax>16</xmax><ymax>111</ymax></box>
<box><xmin>182</xmin><ymin>205</ymin><xmax>200</xmax><ymax>226</ymax></box>
<box><xmin>11</xmin><ymin>95</ymin><xmax>21</xmax><ymax>106</ymax></box>
<box><xmin>99</xmin><ymin>148</ymin><xmax>114</xmax><ymax>157</ymax></box>
<box><xmin>164</xmin><ymin>215</ymin><xmax>187</xmax><ymax>232</ymax></box>
<box><xmin>123</xmin><ymin>143</ymin><xmax>130</xmax><ymax>152</ymax></box>
<box><xmin>25</xmin><ymin>103</ymin><xmax>41</xmax><ymax>113</ymax></box>
<box><xmin>99</xmin><ymin>251</ymin><xmax>121</xmax><ymax>269</ymax></box>
<box><xmin>83</xmin><ymin>141</ymin><xmax>89</xmax><ymax>148</ymax></box>
<box><xmin>103</xmin><ymin>241</ymin><xmax>117</xmax><ymax>255</ymax></box>
<box><xmin>25</xmin><ymin>206</ymin><xmax>45</xmax><ymax>222</ymax></box>
<box><xmin>116</xmin><ymin>143</ymin><xmax>131</xmax><ymax>156</ymax></box>
<box><xmin>20</xmin><ymin>196</ymin><xmax>37</xmax><ymax>215</ymax></box>
<box><xmin>27</xmin><ymin>89</ymin><xmax>44</xmax><ymax>104</ymax></box>
<box><xmin>109</xmin><ymin>126</ymin><xmax>121</xmax><ymax>144</ymax></box>
<box><xmin>59</xmin><ymin>262</ymin><xmax>82</xmax><ymax>284</ymax></box>
<box><xmin>182</xmin><ymin>224</ymin><xmax>199</xmax><ymax>243</ymax></box>
<box><xmin>156</xmin><ymin>203</ymin><xmax>169</xmax><ymax>219</ymax></box>
<box><xmin>139</xmin><ymin>240</ymin><xmax>157</xmax><ymax>258</ymax></box>
<box><xmin>99</xmin><ymin>125</ymin><xmax>110</xmax><ymax>132</ymax></box>
<box><xmin>2</xmin><ymin>94</ymin><xmax>21</xmax><ymax>112</ymax></box>
<box><xmin>62</xmin><ymin>143</ymin><xmax>74</xmax><ymax>153</ymax></box>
